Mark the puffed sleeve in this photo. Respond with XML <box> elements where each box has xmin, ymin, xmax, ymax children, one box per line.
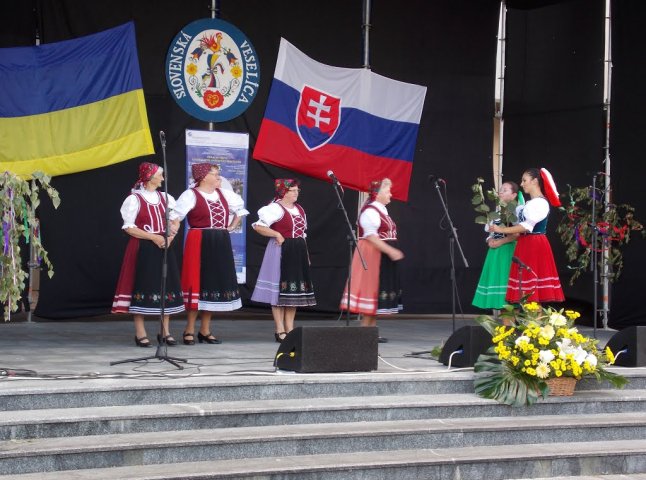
<box><xmin>252</xmin><ymin>203</ymin><xmax>283</xmax><ymax>229</ymax></box>
<box><xmin>171</xmin><ymin>189</ymin><xmax>196</xmax><ymax>222</ymax></box>
<box><xmin>519</xmin><ymin>198</ymin><xmax>549</xmax><ymax>232</ymax></box>
<box><xmin>220</xmin><ymin>188</ymin><xmax>250</xmax><ymax>217</ymax></box>
<box><xmin>359</xmin><ymin>208</ymin><xmax>381</xmax><ymax>237</ymax></box>
<box><xmin>120</xmin><ymin>194</ymin><xmax>139</xmax><ymax>230</ymax></box>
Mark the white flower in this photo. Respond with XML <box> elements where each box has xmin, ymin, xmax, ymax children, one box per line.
<box><xmin>539</xmin><ymin>324</ymin><xmax>555</xmax><ymax>340</ymax></box>
<box><xmin>574</xmin><ymin>346</ymin><xmax>588</xmax><ymax>365</ymax></box>
<box><xmin>539</xmin><ymin>349</ymin><xmax>555</xmax><ymax>363</ymax></box>
<box><xmin>515</xmin><ymin>335</ymin><xmax>530</xmax><ymax>346</ymax></box>
<box><xmin>557</xmin><ymin>338</ymin><xmax>573</xmax><ymax>358</ymax></box>
<box><xmin>536</xmin><ymin>362</ymin><xmax>551</xmax><ymax>379</ymax></box>
<box><xmin>568</xmin><ymin>327</ymin><xmax>579</xmax><ymax>335</ymax></box>
<box><xmin>585</xmin><ymin>353</ymin><xmax>598</xmax><ymax>367</ymax></box>
<box><xmin>549</xmin><ymin>312</ymin><xmax>567</xmax><ymax>327</ymax></box>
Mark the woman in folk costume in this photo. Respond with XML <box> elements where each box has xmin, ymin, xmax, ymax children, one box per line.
<box><xmin>251</xmin><ymin>178</ymin><xmax>316</xmax><ymax>343</ymax></box>
<box><xmin>472</xmin><ymin>181</ymin><xmax>520</xmax><ymax>309</ymax></box>
<box><xmin>173</xmin><ymin>163</ymin><xmax>248</xmax><ymax>345</ymax></box>
<box><xmin>112</xmin><ymin>162</ymin><xmax>184</xmax><ymax>347</ymax></box>
<box><xmin>490</xmin><ymin>167</ymin><xmax>565</xmax><ymax>304</ymax></box>
<box><xmin>340</xmin><ymin>178</ymin><xmax>404</xmax><ymax>343</ymax></box>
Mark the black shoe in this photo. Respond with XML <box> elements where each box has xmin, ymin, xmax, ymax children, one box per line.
<box><xmin>274</xmin><ymin>332</ymin><xmax>287</xmax><ymax>343</ymax></box>
<box><xmin>198</xmin><ymin>332</ymin><xmax>222</xmax><ymax>344</ymax></box>
<box><xmin>157</xmin><ymin>334</ymin><xmax>177</xmax><ymax>346</ymax></box>
<box><xmin>134</xmin><ymin>336</ymin><xmax>151</xmax><ymax>347</ymax></box>
<box><xmin>183</xmin><ymin>332</ymin><xmax>195</xmax><ymax>345</ymax></box>
<box><xmin>378</xmin><ymin>337</ymin><xmax>389</xmax><ymax>343</ymax></box>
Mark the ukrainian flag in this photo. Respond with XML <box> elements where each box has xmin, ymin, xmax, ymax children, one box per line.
<box><xmin>0</xmin><ymin>22</ymin><xmax>154</xmax><ymax>178</ymax></box>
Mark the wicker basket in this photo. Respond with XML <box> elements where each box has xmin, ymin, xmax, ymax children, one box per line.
<box><xmin>545</xmin><ymin>376</ymin><xmax>577</xmax><ymax>396</ymax></box>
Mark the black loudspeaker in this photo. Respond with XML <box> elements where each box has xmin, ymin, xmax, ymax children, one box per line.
<box><xmin>605</xmin><ymin>326</ymin><xmax>646</xmax><ymax>367</ymax></box>
<box><xmin>439</xmin><ymin>325</ymin><xmax>492</xmax><ymax>368</ymax></box>
<box><xmin>275</xmin><ymin>326</ymin><xmax>378</xmax><ymax>373</ymax></box>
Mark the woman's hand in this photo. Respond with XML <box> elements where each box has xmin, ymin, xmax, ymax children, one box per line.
<box><xmin>487</xmin><ymin>238</ymin><xmax>502</xmax><ymax>249</ymax></box>
<box><xmin>388</xmin><ymin>248</ymin><xmax>404</xmax><ymax>261</ymax></box>
<box><xmin>274</xmin><ymin>233</ymin><xmax>285</xmax><ymax>246</ymax></box>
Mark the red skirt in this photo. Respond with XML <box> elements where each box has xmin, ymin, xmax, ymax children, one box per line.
<box><xmin>506</xmin><ymin>234</ymin><xmax>565</xmax><ymax>304</ymax></box>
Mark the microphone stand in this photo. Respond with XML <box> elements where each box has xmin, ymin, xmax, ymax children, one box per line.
<box><xmin>329</xmin><ymin>179</ymin><xmax>367</xmax><ymax>326</ymax></box>
<box><xmin>591</xmin><ymin>173</ymin><xmax>599</xmax><ymax>338</ymax></box>
<box><xmin>409</xmin><ymin>178</ymin><xmax>469</xmax><ymax>357</ymax></box>
<box><xmin>111</xmin><ymin>131</ymin><xmax>187</xmax><ymax>369</ymax></box>
<box><xmin>432</xmin><ymin>179</ymin><xmax>468</xmax><ymax>333</ymax></box>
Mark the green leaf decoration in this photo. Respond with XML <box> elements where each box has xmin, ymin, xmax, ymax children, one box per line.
<box><xmin>474</xmin><ymin>351</ymin><xmax>548</xmax><ymax>407</ymax></box>
<box><xmin>0</xmin><ymin>171</ymin><xmax>60</xmax><ymax>321</ymax></box>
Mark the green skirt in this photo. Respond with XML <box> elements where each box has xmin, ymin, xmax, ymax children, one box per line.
<box><xmin>472</xmin><ymin>241</ymin><xmax>516</xmax><ymax>309</ymax></box>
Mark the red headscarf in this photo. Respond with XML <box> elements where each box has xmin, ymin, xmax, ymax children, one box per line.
<box><xmin>540</xmin><ymin>168</ymin><xmax>561</xmax><ymax>207</ymax></box>
<box><xmin>191</xmin><ymin>163</ymin><xmax>216</xmax><ymax>185</ymax></box>
<box><xmin>274</xmin><ymin>178</ymin><xmax>300</xmax><ymax>201</ymax></box>
<box><xmin>133</xmin><ymin>162</ymin><xmax>161</xmax><ymax>190</ymax></box>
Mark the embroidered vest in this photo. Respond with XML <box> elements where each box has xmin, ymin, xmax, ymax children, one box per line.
<box><xmin>271</xmin><ymin>203</ymin><xmax>307</xmax><ymax>238</ymax></box>
<box><xmin>186</xmin><ymin>188</ymin><xmax>230</xmax><ymax>229</ymax></box>
<box><xmin>133</xmin><ymin>191</ymin><xmax>167</xmax><ymax>234</ymax></box>
<box><xmin>358</xmin><ymin>204</ymin><xmax>397</xmax><ymax>240</ymax></box>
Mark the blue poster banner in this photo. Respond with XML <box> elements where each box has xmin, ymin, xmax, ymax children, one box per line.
<box><xmin>185</xmin><ymin>129</ymin><xmax>249</xmax><ymax>283</ymax></box>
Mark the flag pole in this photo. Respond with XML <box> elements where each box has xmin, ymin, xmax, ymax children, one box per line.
<box><xmin>207</xmin><ymin>0</ymin><xmax>220</xmax><ymax>132</ymax></box>
<box><xmin>357</xmin><ymin>0</ymin><xmax>372</xmax><ymax>212</ymax></box>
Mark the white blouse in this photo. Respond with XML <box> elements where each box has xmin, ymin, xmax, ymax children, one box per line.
<box><xmin>120</xmin><ymin>189</ymin><xmax>176</xmax><ymax>230</ymax></box>
<box><xmin>359</xmin><ymin>201</ymin><xmax>388</xmax><ymax>238</ymax></box>
<box><xmin>517</xmin><ymin>197</ymin><xmax>549</xmax><ymax>232</ymax></box>
<box><xmin>172</xmin><ymin>188</ymin><xmax>249</xmax><ymax>224</ymax></box>
<box><xmin>252</xmin><ymin>202</ymin><xmax>306</xmax><ymax>237</ymax></box>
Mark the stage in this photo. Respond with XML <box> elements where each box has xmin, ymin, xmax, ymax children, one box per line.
<box><xmin>0</xmin><ymin>313</ymin><xmax>619</xmax><ymax>379</ymax></box>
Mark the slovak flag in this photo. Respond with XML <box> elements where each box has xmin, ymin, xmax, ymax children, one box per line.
<box><xmin>253</xmin><ymin>38</ymin><xmax>426</xmax><ymax>201</ymax></box>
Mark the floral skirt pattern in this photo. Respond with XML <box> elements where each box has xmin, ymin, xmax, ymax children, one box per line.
<box><xmin>181</xmin><ymin>228</ymin><xmax>242</xmax><ymax>311</ymax></box>
<box><xmin>112</xmin><ymin>236</ymin><xmax>185</xmax><ymax>315</ymax></box>
<box><xmin>252</xmin><ymin>237</ymin><xmax>316</xmax><ymax>307</ymax></box>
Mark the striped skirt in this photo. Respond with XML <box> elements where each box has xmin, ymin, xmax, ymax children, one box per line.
<box><xmin>340</xmin><ymin>239</ymin><xmax>403</xmax><ymax>316</ymax></box>
<box><xmin>112</xmin><ymin>236</ymin><xmax>185</xmax><ymax>315</ymax></box>
<box><xmin>181</xmin><ymin>228</ymin><xmax>242</xmax><ymax>311</ymax></box>
<box><xmin>251</xmin><ymin>237</ymin><xmax>316</xmax><ymax>307</ymax></box>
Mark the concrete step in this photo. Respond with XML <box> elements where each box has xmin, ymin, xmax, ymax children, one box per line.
<box><xmin>1</xmin><ymin>439</ymin><xmax>646</xmax><ymax>479</ymax></box>
<box><xmin>0</xmin><ymin>369</ymin><xmax>642</xmax><ymax>412</ymax></box>
<box><xmin>2</xmin><ymin>389</ymin><xmax>646</xmax><ymax>441</ymax></box>
<box><xmin>1</xmin><ymin>413</ymin><xmax>646</xmax><ymax>475</ymax></box>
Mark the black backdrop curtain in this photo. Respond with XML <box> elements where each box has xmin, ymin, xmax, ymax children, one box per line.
<box><xmin>504</xmin><ymin>0</ymin><xmax>646</xmax><ymax>328</ymax></box>
<box><xmin>2</xmin><ymin>0</ymin><xmax>643</xmax><ymax>326</ymax></box>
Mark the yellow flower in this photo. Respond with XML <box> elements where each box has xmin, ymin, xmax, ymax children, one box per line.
<box><xmin>186</xmin><ymin>62</ymin><xmax>198</xmax><ymax>76</ymax></box>
<box><xmin>524</xmin><ymin>302</ymin><xmax>541</xmax><ymax>312</ymax></box>
<box><xmin>539</xmin><ymin>324</ymin><xmax>555</xmax><ymax>341</ymax></box>
<box><xmin>605</xmin><ymin>347</ymin><xmax>616</xmax><ymax>365</ymax></box>
<box><xmin>565</xmin><ymin>309</ymin><xmax>581</xmax><ymax>320</ymax></box>
<box><xmin>230</xmin><ymin>64</ymin><xmax>242</xmax><ymax>78</ymax></box>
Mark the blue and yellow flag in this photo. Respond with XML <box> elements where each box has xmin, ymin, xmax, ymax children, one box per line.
<box><xmin>0</xmin><ymin>22</ymin><xmax>154</xmax><ymax>178</ymax></box>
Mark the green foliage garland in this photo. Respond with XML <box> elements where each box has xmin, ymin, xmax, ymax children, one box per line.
<box><xmin>556</xmin><ymin>185</ymin><xmax>645</xmax><ymax>285</ymax></box>
<box><xmin>0</xmin><ymin>171</ymin><xmax>60</xmax><ymax>321</ymax></box>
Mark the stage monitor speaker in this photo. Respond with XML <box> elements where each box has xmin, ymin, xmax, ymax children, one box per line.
<box><xmin>605</xmin><ymin>326</ymin><xmax>646</xmax><ymax>367</ymax></box>
<box><xmin>275</xmin><ymin>326</ymin><xmax>378</xmax><ymax>373</ymax></box>
<box><xmin>439</xmin><ymin>325</ymin><xmax>492</xmax><ymax>368</ymax></box>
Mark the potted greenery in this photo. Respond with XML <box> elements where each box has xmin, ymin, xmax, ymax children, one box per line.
<box><xmin>473</xmin><ymin>302</ymin><xmax>628</xmax><ymax>406</ymax></box>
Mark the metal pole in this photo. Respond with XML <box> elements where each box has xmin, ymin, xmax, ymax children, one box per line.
<box><xmin>208</xmin><ymin>0</ymin><xmax>220</xmax><ymax>132</ymax></box>
<box><xmin>358</xmin><ymin>0</ymin><xmax>371</xmax><ymax>210</ymax></box>
<box><xmin>601</xmin><ymin>0</ymin><xmax>612</xmax><ymax>329</ymax></box>
<box><xmin>494</xmin><ymin>0</ymin><xmax>507</xmax><ymax>190</ymax></box>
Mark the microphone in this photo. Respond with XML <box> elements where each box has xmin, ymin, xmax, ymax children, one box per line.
<box><xmin>327</xmin><ymin>170</ymin><xmax>344</xmax><ymax>192</ymax></box>
<box><xmin>512</xmin><ymin>256</ymin><xmax>531</xmax><ymax>271</ymax></box>
<box><xmin>159</xmin><ymin>130</ymin><xmax>166</xmax><ymax>147</ymax></box>
<box><xmin>428</xmin><ymin>175</ymin><xmax>446</xmax><ymax>184</ymax></box>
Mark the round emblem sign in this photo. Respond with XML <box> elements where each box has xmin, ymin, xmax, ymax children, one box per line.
<box><xmin>165</xmin><ymin>18</ymin><xmax>260</xmax><ymax>122</ymax></box>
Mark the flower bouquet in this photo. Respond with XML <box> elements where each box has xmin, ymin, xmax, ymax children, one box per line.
<box><xmin>473</xmin><ymin>302</ymin><xmax>628</xmax><ymax>406</ymax></box>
